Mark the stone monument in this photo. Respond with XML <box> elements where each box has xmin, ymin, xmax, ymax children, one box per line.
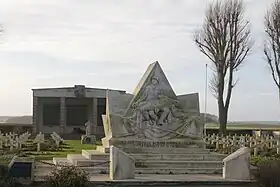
<box><xmin>101</xmin><ymin>61</ymin><xmax>205</xmax><ymax>152</ymax></box>
<box><xmin>81</xmin><ymin>121</ymin><xmax>96</xmax><ymax>144</ymax></box>
<box><xmin>53</xmin><ymin>61</ymin><xmax>224</xmax><ymax>175</ymax></box>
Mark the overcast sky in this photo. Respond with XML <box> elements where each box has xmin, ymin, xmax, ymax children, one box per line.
<box><xmin>0</xmin><ymin>0</ymin><xmax>278</xmax><ymax>121</ymax></box>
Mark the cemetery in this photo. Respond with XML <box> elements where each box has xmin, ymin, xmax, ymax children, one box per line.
<box><xmin>0</xmin><ymin>61</ymin><xmax>278</xmax><ymax>187</ymax></box>
<box><xmin>2</xmin><ymin>0</ymin><xmax>280</xmax><ymax>185</ymax></box>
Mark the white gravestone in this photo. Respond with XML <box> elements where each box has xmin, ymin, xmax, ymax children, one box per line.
<box><xmin>223</xmin><ymin>147</ymin><xmax>251</xmax><ymax>180</ymax></box>
<box><xmin>34</xmin><ymin>133</ymin><xmax>45</xmax><ymax>152</ymax></box>
<box><xmin>21</xmin><ymin>132</ymin><xmax>31</xmax><ymax>143</ymax></box>
<box><xmin>13</xmin><ymin>132</ymin><xmax>30</xmax><ymax>150</ymax></box>
<box><xmin>4</xmin><ymin>133</ymin><xmax>8</xmax><ymax>147</ymax></box>
<box><xmin>7</xmin><ymin>134</ymin><xmax>15</xmax><ymax>151</ymax></box>
<box><xmin>14</xmin><ymin>136</ymin><xmax>19</xmax><ymax>149</ymax></box>
<box><xmin>51</xmin><ymin>132</ymin><xmax>63</xmax><ymax>147</ymax></box>
<box><xmin>0</xmin><ymin>134</ymin><xmax>6</xmax><ymax>149</ymax></box>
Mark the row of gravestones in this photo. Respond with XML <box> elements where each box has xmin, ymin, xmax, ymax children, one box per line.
<box><xmin>0</xmin><ymin>132</ymin><xmax>64</xmax><ymax>185</ymax></box>
<box><xmin>0</xmin><ymin>132</ymin><xmax>63</xmax><ymax>152</ymax></box>
<box><xmin>0</xmin><ymin>132</ymin><xmax>31</xmax><ymax>151</ymax></box>
<box><xmin>34</xmin><ymin>132</ymin><xmax>64</xmax><ymax>151</ymax></box>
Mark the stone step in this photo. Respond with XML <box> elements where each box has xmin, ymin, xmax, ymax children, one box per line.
<box><xmin>96</xmin><ymin>146</ymin><xmax>211</xmax><ymax>154</ymax></box>
<box><xmin>136</xmin><ymin>167</ymin><xmax>222</xmax><ymax>174</ymax></box>
<box><xmin>121</xmin><ymin>147</ymin><xmax>210</xmax><ymax>154</ymax></box>
<box><xmin>51</xmin><ymin>157</ymin><xmax>223</xmax><ymax>175</ymax></box>
<box><xmin>35</xmin><ymin>166</ymin><xmax>109</xmax><ymax>176</ymax></box>
<box><xmin>136</xmin><ymin>160</ymin><xmax>222</xmax><ymax>169</ymax></box>
<box><xmin>54</xmin><ymin>155</ymin><xmax>108</xmax><ymax>167</ymax></box>
<box><xmin>96</xmin><ymin>146</ymin><xmax>109</xmax><ymax>153</ymax></box>
<box><xmin>36</xmin><ymin>164</ymin><xmax>221</xmax><ymax>175</ymax></box>
<box><xmin>53</xmin><ymin>157</ymin><xmax>72</xmax><ymax>166</ymax></box>
<box><xmin>132</xmin><ymin>153</ymin><xmax>225</xmax><ymax>161</ymax></box>
<box><xmin>67</xmin><ymin>154</ymin><xmax>88</xmax><ymax>164</ymax></box>
<box><xmin>74</xmin><ymin>159</ymin><xmax>109</xmax><ymax>167</ymax></box>
<box><xmin>67</xmin><ymin>153</ymin><xmax>109</xmax><ymax>166</ymax></box>
<box><xmin>54</xmin><ymin>157</ymin><xmax>221</xmax><ymax>172</ymax></box>
<box><xmin>82</xmin><ymin>150</ymin><xmax>109</xmax><ymax>160</ymax></box>
<box><xmin>67</xmin><ymin>157</ymin><xmax>222</xmax><ymax>169</ymax></box>
<box><xmin>82</xmin><ymin>149</ymin><xmax>225</xmax><ymax>161</ymax></box>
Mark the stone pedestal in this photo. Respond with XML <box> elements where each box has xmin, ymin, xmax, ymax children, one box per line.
<box><xmin>223</xmin><ymin>147</ymin><xmax>251</xmax><ymax>180</ymax></box>
<box><xmin>104</xmin><ymin>137</ymin><xmax>206</xmax><ymax>154</ymax></box>
<box><xmin>110</xmin><ymin>146</ymin><xmax>135</xmax><ymax>180</ymax></box>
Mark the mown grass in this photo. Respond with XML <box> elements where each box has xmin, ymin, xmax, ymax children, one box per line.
<box><xmin>24</xmin><ymin>140</ymin><xmax>100</xmax><ymax>160</ymax></box>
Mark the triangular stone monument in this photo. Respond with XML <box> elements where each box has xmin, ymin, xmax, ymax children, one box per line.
<box><xmin>101</xmin><ymin>61</ymin><xmax>205</xmax><ymax>152</ymax></box>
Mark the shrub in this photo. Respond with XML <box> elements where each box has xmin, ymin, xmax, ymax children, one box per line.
<box><xmin>251</xmin><ymin>154</ymin><xmax>280</xmax><ymax>166</ymax></box>
<box><xmin>44</xmin><ymin>166</ymin><xmax>89</xmax><ymax>187</ymax></box>
<box><xmin>251</xmin><ymin>156</ymin><xmax>271</xmax><ymax>166</ymax></box>
<box><xmin>254</xmin><ymin>160</ymin><xmax>280</xmax><ymax>187</ymax></box>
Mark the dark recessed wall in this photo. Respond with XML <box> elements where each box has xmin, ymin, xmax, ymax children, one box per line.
<box><xmin>66</xmin><ymin>98</ymin><xmax>91</xmax><ymax>126</ymax></box>
<box><xmin>97</xmin><ymin>98</ymin><xmax>106</xmax><ymax>126</ymax></box>
<box><xmin>43</xmin><ymin>104</ymin><xmax>60</xmax><ymax>126</ymax></box>
<box><xmin>39</xmin><ymin>97</ymin><xmax>61</xmax><ymax>126</ymax></box>
<box><xmin>66</xmin><ymin>105</ymin><xmax>88</xmax><ymax>126</ymax></box>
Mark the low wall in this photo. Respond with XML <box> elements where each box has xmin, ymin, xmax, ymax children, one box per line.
<box><xmin>28</xmin><ymin>180</ymin><xmax>258</xmax><ymax>187</ymax></box>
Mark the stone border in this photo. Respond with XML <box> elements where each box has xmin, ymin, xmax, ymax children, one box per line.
<box><xmin>30</xmin><ymin>180</ymin><xmax>257</xmax><ymax>187</ymax></box>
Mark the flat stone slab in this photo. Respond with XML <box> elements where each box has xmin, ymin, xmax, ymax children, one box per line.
<box><xmin>89</xmin><ymin>174</ymin><xmax>253</xmax><ymax>182</ymax></box>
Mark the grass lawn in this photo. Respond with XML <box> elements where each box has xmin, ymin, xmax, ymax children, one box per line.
<box><xmin>24</xmin><ymin>140</ymin><xmax>100</xmax><ymax>160</ymax></box>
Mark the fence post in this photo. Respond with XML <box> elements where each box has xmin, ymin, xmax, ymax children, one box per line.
<box><xmin>216</xmin><ymin>136</ymin><xmax>219</xmax><ymax>150</ymax></box>
<box><xmin>254</xmin><ymin>138</ymin><xmax>258</xmax><ymax>156</ymax></box>
<box><xmin>249</xmin><ymin>137</ymin><xmax>253</xmax><ymax>148</ymax></box>
<box><xmin>277</xmin><ymin>138</ymin><xmax>280</xmax><ymax>154</ymax></box>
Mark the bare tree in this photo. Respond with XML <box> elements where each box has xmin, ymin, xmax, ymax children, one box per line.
<box><xmin>264</xmin><ymin>0</ymin><xmax>280</xmax><ymax>98</ymax></box>
<box><xmin>194</xmin><ymin>0</ymin><xmax>253</xmax><ymax>134</ymax></box>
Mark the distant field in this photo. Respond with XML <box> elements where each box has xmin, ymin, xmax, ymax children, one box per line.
<box><xmin>206</xmin><ymin>122</ymin><xmax>280</xmax><ymax>130</ymax></box>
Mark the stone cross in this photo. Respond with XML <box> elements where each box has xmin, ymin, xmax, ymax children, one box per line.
<box><xmin>16</xmin><ymin>132</ymin><xmax>31</xmax><ymax>149</ymax></box>
<box><xmin>51</xmin><ymin>132</ymin><xmax>63</xmax><ymax>147</ymax></box>
<box><xmin>34</xmin><ymin>132</ymin><xmax>44</xmax><ymax>152</ymax></box>
<box><xmin>0</xmin><ymin>134</ymin><xmax>6</xmax><ymax>149</ymax></box>
<box><xmin>4</xmin><ymin>133</ymin><xmax>8</xmax><ymax>147</ymax></box>
<box><xmin>7</xmin><ymin>135</ymin><xmax>15</xmax><ymax>151</ymax></box>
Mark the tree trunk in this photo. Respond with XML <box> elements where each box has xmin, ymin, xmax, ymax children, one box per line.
<box><xmin>217</xmin><ymin>71</ymin><xmax>228</xmax><ymax>135</ymax></box>
<box><xmin>218</xmin><ymin>102</ymin><xmax>228</xmax><ymax>135</ymax></box>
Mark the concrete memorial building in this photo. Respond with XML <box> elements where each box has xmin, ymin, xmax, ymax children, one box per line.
<box><xmin>32</xmin><ymin>85</ymin><xmax>125</xmax><ymax>137</ymax></box>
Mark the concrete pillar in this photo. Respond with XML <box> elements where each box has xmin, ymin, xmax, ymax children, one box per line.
<box><xmin>60</xmin><ymin>97</ymin><xmax>66</xmax><ymax>133</ymax></box>
<box><xmin>32</xmin><ymin>96</ymin><xmax>38</xmax><ymax>133</ymax></box>
<box><xmin>91</xmin><ymin>98</ymin><xmax>98</xmax><ymax>134</ymax></box>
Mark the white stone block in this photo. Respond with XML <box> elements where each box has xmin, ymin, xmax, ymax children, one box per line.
<box><xmin>223</xmin><ymin>147</ymin><xmax>251</xmax><ymax>180</ymax></box>
<box><xmin>110</xmin><ymin>146</ymin><xmax>135</xmax><ymax>180</ymax></box>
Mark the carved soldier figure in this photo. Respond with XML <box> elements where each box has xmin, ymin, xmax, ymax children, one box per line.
<box><xmin>132</xmin><ymin>76</ymin><xmax>173</xmax><ymax>126</ymax></box>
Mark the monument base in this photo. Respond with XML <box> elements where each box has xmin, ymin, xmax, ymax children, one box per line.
<box><xmin>101</xmin><ymin>137</ymin><xmax>206</xmax><ymax>154</ymax></box>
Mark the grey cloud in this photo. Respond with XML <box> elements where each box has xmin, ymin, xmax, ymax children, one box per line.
<box><xmin>0</xmin><ymin>0</ymin><xmax>279</xmax><ymax>120</ymax></box>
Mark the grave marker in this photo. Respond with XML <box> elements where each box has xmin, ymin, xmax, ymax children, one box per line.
<box><xmin>0</xmin><ymin>134</ymin><xmax>6</xmax><ymax>149</ymax></box>
<box><xmin>51</xmin><ymin>132</ymin><xmax>63</xmax><ymax>147</ymax></box>
<box><xmin>34</xmin><ymin>132</ymin><xmax>44</xmax><ymax>152</ymax></box>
